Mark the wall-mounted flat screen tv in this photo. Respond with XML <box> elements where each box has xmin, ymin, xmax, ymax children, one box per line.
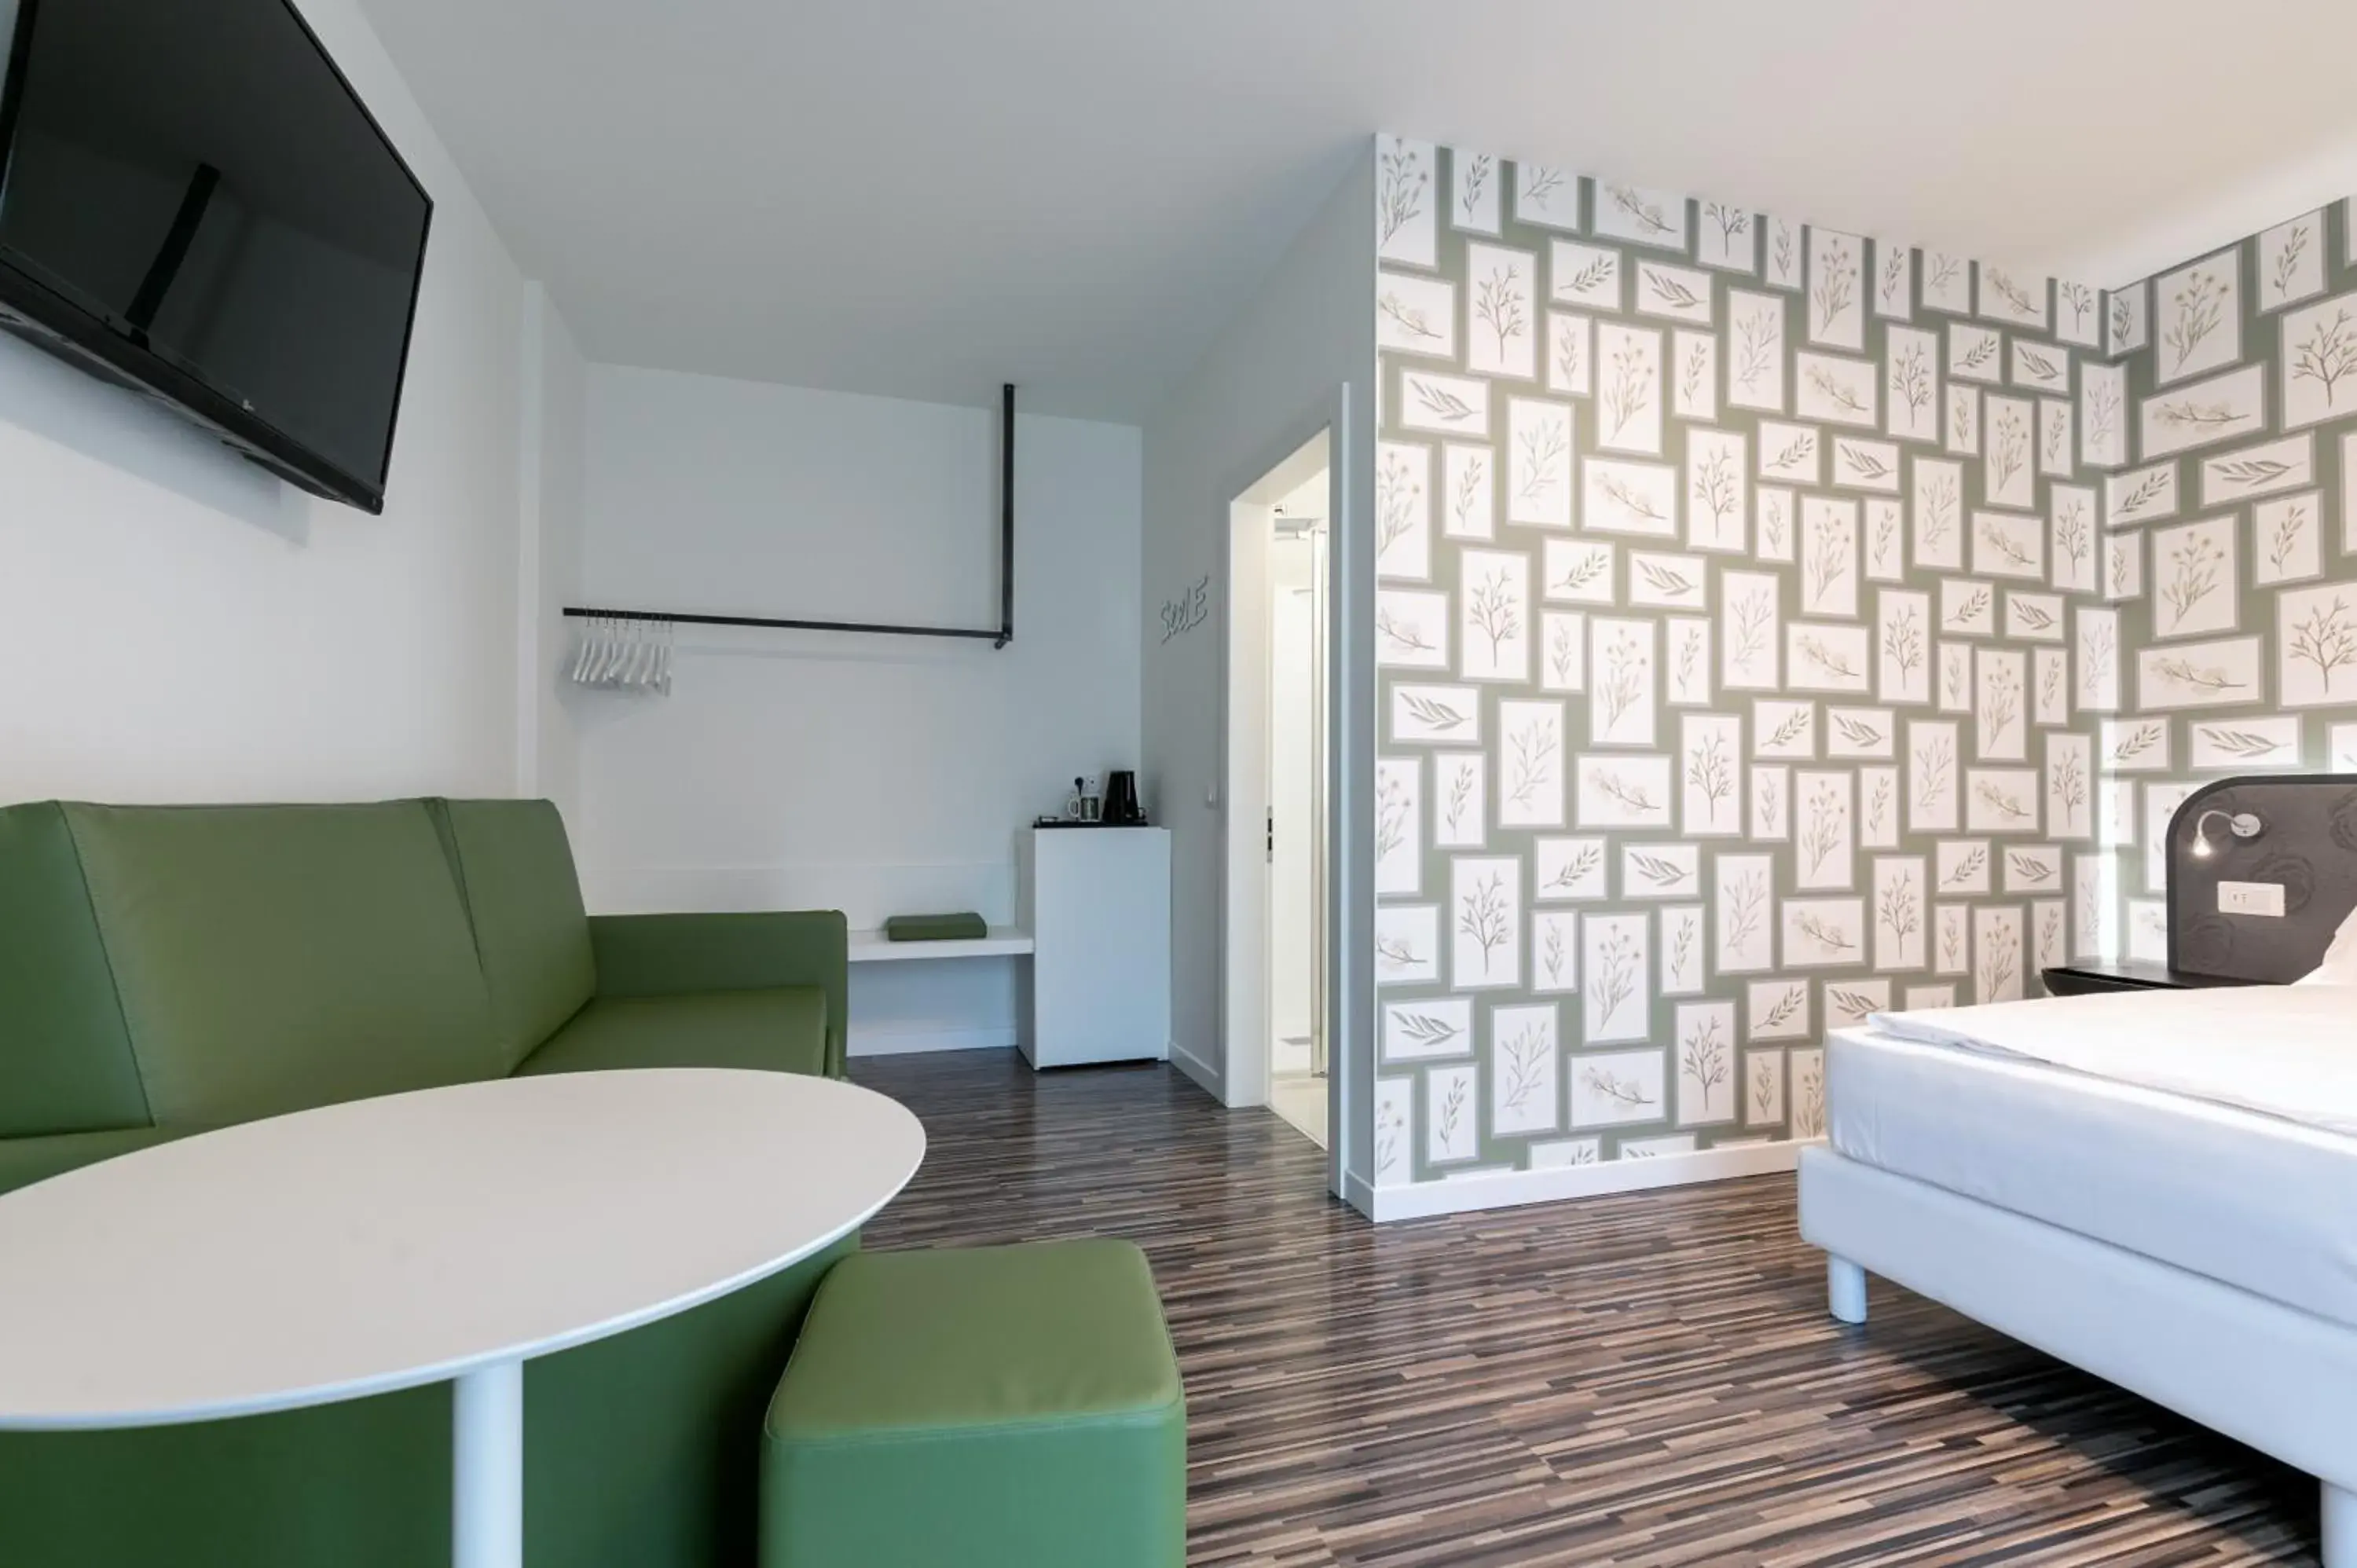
<box><xmin>0</xmin><ymin>0</ymin><xmax>433</xmax><ymax>512</ymax></box>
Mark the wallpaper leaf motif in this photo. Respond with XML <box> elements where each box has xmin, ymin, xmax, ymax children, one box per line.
<box><xmin>2166</xmin><ymin>269</ymin><xmax>2228</xmax><ymax>372</ymax></box>
<box><xmin>1379</xmin><ymin>145</ymin><xmax>1428</xmax><ymax>247</ymax></box>
<box><xmin>1373</xmin><ymin>141</ymin><xmax>2107</xmax><ymax>1192</ymax></box>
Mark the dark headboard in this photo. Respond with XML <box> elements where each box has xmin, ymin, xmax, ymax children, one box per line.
<box><xmin>2168</xmin><ymin>774</ymin><xmax>2357</xmax><ymax>983</ymax></box>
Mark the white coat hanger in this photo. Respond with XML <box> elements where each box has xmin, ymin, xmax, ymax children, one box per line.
<box><xmin>596</xmin><ymin>617</ymin><xmax>622</xmax><ymax>684</ymax></box>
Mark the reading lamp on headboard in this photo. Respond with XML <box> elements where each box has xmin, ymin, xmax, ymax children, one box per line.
<box><xmin>2187</xmin><ymin>808</ymin><xmax>2266</xmax><ymax>859</ymax></box>
<box><xmin>2167</xmin><ymin>775</ymin><xmax>2357</xmax><ymax>983</ymax></box>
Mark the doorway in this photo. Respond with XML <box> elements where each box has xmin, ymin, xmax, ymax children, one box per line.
<box><xmin>1266</xmin><ymin>487</ymin><xmax>1329</xmax><ymax>1148</ymax></box>
<box><xmin>1222</xmin><ymin>427</ymin><xmax>1335</xmax><ymax>1160</ymax></box>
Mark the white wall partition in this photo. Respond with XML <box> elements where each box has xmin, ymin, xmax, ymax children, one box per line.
<box><xmin>1139</xmin><ymin>144</ymin><xmax>1376</xmax><ymax>1206</ymax></box>
<box><xmin>570</xmin><ymin>368</ymin><xmax>1143</xmax><ymax>1055</ymax></box>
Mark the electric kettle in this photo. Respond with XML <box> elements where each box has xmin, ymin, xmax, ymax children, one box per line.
<box><xmin>1103</xmin><ymin>771</ymin><xmax>1144</xmax><ymax>825</ymax></box>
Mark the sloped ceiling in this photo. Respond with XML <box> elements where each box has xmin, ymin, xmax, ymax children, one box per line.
<box><xmin>361</xmin><ymin>0</ymin><xmax>2357</xmax><ymax>419</ymax></box>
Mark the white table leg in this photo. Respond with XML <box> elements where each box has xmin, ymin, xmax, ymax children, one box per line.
<box><xmin>453</xmin><ymin>1360</ymin><xmax>523</xmax><ymax>1568</ymax></box>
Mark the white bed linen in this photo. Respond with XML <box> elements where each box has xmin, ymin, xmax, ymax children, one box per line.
<box><xmin>2306</xmin><ymin>903</ymin><xmax>2357</xmax><ymax>984</ymax></box>
<box><xmin>1828</xmin><ymin>1026</ymin><xmax>2357</xmax><ymax>1330</ymax></box>
<box><xmin>1868</xmin><ymin>985</ymin><xmax>2357</xmax><ymax>1137</ymax></box>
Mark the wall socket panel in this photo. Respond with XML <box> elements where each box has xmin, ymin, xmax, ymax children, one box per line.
<box><xmin>2219</xmin><ymin>881</ymin><xmax>2287</xmax><ymax>918</ymax></box>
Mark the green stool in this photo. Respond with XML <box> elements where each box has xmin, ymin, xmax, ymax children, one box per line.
<box><xmin>761</xmin><ymin>1239</ymin><xmax>1186</xmax><ymax>1568</ymax></box>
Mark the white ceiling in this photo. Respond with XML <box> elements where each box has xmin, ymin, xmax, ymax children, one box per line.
<box><xmin>361</xmin><ymin>0</ymin><xmax>2357</xmax><ymax>423</ymax></box>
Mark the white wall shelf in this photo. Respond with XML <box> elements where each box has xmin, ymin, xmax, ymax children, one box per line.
<box><xmin>847</xmin><ymin>927</ymin><xmax>1035</xmax><ymax>965</ymax></box>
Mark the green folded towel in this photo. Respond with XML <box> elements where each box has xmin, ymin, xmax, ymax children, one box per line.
<box><xmin>883</xmin><ymin>912</ymin><xmax>990</xmax><ymax>943</ymax></box>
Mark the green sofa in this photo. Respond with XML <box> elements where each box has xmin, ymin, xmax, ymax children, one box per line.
<box><xmin>0</xmin><ymin>797</ymin><xmax>851</xmax><ymax>1568</ymax></box>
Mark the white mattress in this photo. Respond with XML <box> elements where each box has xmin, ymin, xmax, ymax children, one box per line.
<box><xmin>1827</xmin><ymin>1026</ymin><xmax>2357</xmax><ymax>1330</ymax></box>
<box><xmin>1867</xmin><ymin>985</ymin><xmax>2357</xmax><ymax>1138</ymax></box>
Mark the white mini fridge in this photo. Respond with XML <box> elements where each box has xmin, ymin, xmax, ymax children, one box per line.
<box><xmin>1016</xmin><ymin>826</ymin><xmax>1171</xmax><ymax>1068</ymax></box>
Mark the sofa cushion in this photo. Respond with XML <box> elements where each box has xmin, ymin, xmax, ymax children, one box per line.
<box><xmin>0</xmin><ymin>803</ymin><xmax>150</xmax><ymax>1138</ymax></box>
<box><xmin>431</xmin><ymin>799</ymin><xmax>596</xmax><ymax>1070</ymax></box>
<box><xmin>514</xmin><ymin>989</ymin><xmax>830</xmax><ymax>1079</ymax></box>
<box><xmin>589</xmin><ymin>912</ymin><xmax>849</xmax><ymax>1076</ymax></box>
<box><xmin>761</xmin><ymin>1240</ymin><xmax>1186</xmax><ymax>1568</ymax></box>
<box><xmin>63</xmin><ymin>802</ymin><xmax>503</xmax><ymax>1125</ymax></box>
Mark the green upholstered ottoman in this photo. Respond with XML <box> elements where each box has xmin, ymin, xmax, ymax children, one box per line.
<box><xmin>760</xmin><ymin>1239</ymin><xmax>1186</xmax><ymax>1568</ymax></box>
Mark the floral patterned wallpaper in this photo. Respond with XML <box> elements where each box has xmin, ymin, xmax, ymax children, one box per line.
<box><xmin>1368</xmin><ymin>136</ymin><xmax>2112</xmax><ymax>1186</ymax></box>
<box><xmin>2097</xmin><ymin>201</ymin><xmax>2357</xmax><ymax>960</ymax></box>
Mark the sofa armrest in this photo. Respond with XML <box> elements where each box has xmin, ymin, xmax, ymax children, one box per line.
<box><xmin>0</xmin><ymin>1127</ymin><xmax>192</xmax><ymax>1197</ymax></box>
<box><xmin>589</xmin><ymin>911</ymin><xmax>849</xmax><ymax>1075</ymax></box>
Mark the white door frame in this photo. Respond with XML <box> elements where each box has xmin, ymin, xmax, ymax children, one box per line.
<box><xmin>1218</xmin><ymin>386</ymin><xmax>1356</xmax><ymax>1200</ymax></box>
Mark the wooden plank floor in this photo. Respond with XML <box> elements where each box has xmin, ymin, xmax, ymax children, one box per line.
<box><xmin>851</xmin><ymin>1050</ymin><xmax>2319</xmax><ymax>1566</ymax></box>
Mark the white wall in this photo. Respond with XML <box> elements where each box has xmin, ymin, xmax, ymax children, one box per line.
<box><xmin>1139</xmin><ymin>145</ymin><xmax>1375</xmax><ymax>1200</ymax></box>
<box><xmin>516</xmin><ymin>285</ymin><xmax>588</xmax><ymax>825</ymax></box>
<box><xmin>0</xmin><ymin>0</ymin><xmax>533</xmax><ymax>806</ymax></box>
<box><xmin>570</xmin><ymin>367</ymin><xmax>1142</xmax><ymax>1054</ymax></box>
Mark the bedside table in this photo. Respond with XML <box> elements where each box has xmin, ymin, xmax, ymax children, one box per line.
<box><xmin>2040</xmin><ymin>959</ymin><xmax>2264</xmax><ymax>998</ymax></box>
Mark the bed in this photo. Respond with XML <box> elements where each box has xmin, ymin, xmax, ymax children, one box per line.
<box><xmin>1798</xmin><ymin>775</ymin><xmax>2357</xmax><ymax>1565</ymax></box>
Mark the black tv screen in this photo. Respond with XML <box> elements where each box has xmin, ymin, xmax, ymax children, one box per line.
<box><xmin>0</xmin><ymin>0</ymin><xmax>432</xmax><ymax>512</ymax></box>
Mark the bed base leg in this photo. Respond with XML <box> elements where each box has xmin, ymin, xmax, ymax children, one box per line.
<box><xmin>2325</xmin><ymin>1482</ymin><xmax>2356</xmax><ymax>1567</ymax></box>
<box><xmin>1827</xmin><ymin>1256</ymin><xmax>1868</xmax><ymax>1325</ymax></box>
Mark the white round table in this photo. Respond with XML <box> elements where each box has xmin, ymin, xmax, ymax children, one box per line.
<box><xmin>0</xmin><ymin>1068</ymin><xmax>925</xmax><ymax>1568</ymax></box>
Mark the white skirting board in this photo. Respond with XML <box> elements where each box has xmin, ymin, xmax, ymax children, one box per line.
<box><xmin>1340</xmin><ymin>1170</ymin><xmax>1377</xmax><ymax>1221</ymax></box>
<box><xmin>847</xmin><ymin>1026</ymin><xmax>1016</xmax><ymax>1059</ymax></box>
<box><xmin>1169</xmin><ymin>1042</ymin><xmax>1221</xmax><ymax>1100</ymax></box>
<box><xmin>1368</xmin><ymin>1139</ymin><xmax>1803</xmax><ymax>1222</ymax></box>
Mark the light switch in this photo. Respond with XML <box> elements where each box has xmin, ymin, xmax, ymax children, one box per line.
<box><xmin>2219</xmin><ymin>881</ymin><xmax>2286</xmax><ymax>918</ymax></box>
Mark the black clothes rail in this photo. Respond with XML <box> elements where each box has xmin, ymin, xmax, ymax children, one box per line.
<box><xmin>563</xmin><ymin>383</ymin><xmax>1018</xmax><ymax>650</ymax></box>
